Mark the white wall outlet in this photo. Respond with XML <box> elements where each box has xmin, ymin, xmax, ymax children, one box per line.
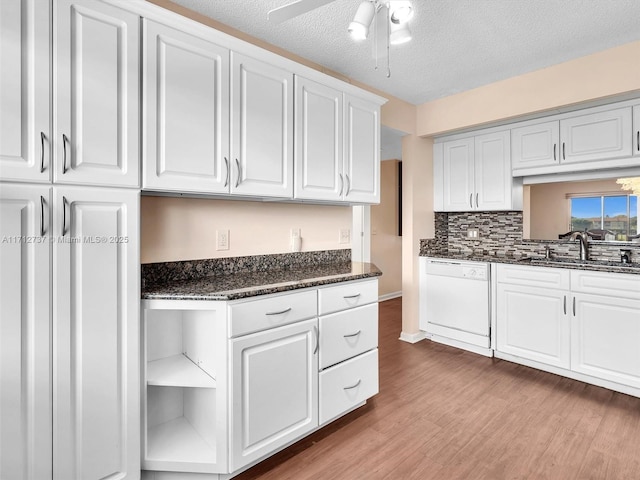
<box><xmin>339</xmin><ymin>228</ymin><xmax>351</xmax><ymax>244</ymax></box>
<box><xmin>291</xmin><ymin>228</ymin><xmax>301</xmax><ymax>252</ymax></box>
<box><xmin>216</xmin><ymin>229</ymin><xmax>230</xmax><ymax>251</ymax></box>
<box><xmin>467</xmin><ymin>228</ymin><xmax>479</xmax><ymax>239</ymax></box>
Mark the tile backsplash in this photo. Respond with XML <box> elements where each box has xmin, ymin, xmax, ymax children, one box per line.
<box><xmin>421</xmin><ymin>211</ymin><xmax>640</xmax><ymax>263</ymax></box>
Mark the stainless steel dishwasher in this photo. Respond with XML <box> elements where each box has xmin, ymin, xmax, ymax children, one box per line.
<box><xmin>419</xmin><ymin>257</ymin><xmax>491</xmax><ymax>356</ymax></box>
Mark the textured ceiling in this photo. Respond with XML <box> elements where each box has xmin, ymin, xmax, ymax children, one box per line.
<box><xmin>167</xmin><ymin>0</ymin><xmax>640</xmax><ymax>105</ymax></box>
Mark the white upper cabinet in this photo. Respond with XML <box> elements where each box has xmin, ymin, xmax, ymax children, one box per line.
<box><xmin>0</xmin><ymin>0</ymin><xmax>51</xmax><ymax>183</ymax></box>
<box><xmin>511</xmin><ymin>120</ymin><xmax>559</xmax><ymax>170</ymax></box>
<box><xmin>53</xmin><ymin>186</ymin><xmax>139</xmax><ymax>479</ymax></box>
<box><xmin>560</xmin><ymin>106</ymin><xmax>632</xmax><ymax>164</ymax></box>
<box><xmin>475</xmin><ymin>130</ymin><xmax>512</xmax><ymax>210</ymax></box>
<box><xmin>0</xmin><ymin>184</ymin><xmax>52</xmax><ymax>480</ymax></box>
<box><xmin>231</xmin><ymin>53</ymin><xmax>293</xmax><ymax>198</ymax></box>
<box><xmin>633</xmin><ymin>105</ymin><xmax>640</xmax><ymax>156</ymax></box>
<box><xmin>54</xmin><ymin>0</ymin><xmax>140</xmax><ymax>188</ymax></box>
<box><xmin>294</xmin><ymin>77</ymin><xmax>343</xmax><ymax>201</ymax></box>
<box><xmin>436</xmin><ymin>129</ymin><xmax>519</xmax><ymax>212</ymax></box>
<box><xmin>441</xmin><ymin>137</ymin><xmax>474</xmax><ymax>211</ymax></box>
<box><xmin>143</xmin><ymin>19</ymin><xmax>230</xmax><ymax>194</ymax></box>
<box><xmin>344</xmin><ymin>94</ymin><xmax>380</xmax><ymax>204</ymax></box>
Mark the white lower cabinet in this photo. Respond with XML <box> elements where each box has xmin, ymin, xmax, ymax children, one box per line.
<box><xmin>142</xmin><ymin>278</ymin><xmax>378</xmax><ymax>478</ymax></box>
<box><xmin>230</xmin><ymin>318</ymin><xmax>318</xmax><ymax>471</ymax></box>
<box><xmin>496</xmin><ymin>264</ymin><xmax>640</xmax><ymax>396</ymax></box>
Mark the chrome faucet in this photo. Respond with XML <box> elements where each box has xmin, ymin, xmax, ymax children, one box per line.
<box><xmin>569</xmin><ymin>231</ymin><xmax>589</xmax><ymax>261</ymax></box>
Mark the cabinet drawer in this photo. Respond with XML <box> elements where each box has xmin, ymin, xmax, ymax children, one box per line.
<box><xmin>320</xmin><ymin>303</ymin><xmax>378</xmax><ymax>369</ymax></box>
<box><xmin>318</xmin><ymin>279</ymin><xmax>377</xmax><ymax>315</ymax></box>
<box><xmin>229</xmin><ymin>290</ymin><xmax>317</xmax><ymax>337</ymax></box>
<box><xmin>570</xmin><ymin>270</ymin><xmax>640</xmax><ymax>300</ymax></box>
<box><xmin>497</xmin><ymin>264</ymin><xmax>570</xmax><ymax>289</ymax></box>
<box><xmin>319</xmin><ymin>349</ymin><xmax>378</xmax><ymax>425</ymax></box>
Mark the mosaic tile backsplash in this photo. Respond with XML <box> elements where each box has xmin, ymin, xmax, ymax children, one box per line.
<box><xmin>421</xmin><ymin>211</ymin><xmax>640</xmax><ymax>263</ymax></box>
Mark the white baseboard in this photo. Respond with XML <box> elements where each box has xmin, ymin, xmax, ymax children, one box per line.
<box><xmin>379</xmin><ymin>291</ymin><xmax>402</xmax><ymax>302</ymax></box>
<box><xmin>399</xmin><ymin>330</ymin><xmax>427</xmax><ymax>343</ymax></box>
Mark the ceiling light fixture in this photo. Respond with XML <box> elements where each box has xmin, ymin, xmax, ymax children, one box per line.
<box><xmin>389</xmin><ymin>20</ymin><xmax>411</xmax><ymax>45</ymax></box>
<box><xmin>348</xmin><ymin>1</ymin><xmax>376</xmax><ymax>40</ymax></box>
<box><xmin>390</xmin><ymin>2</ymin><xmax>413</xmax><ymax>24</ymax></box>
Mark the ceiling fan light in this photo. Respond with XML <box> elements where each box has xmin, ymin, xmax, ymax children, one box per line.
<box><xmin>390</xmin><ymin>2</ymin><xmax>414</xmax><ymax>24</ymax></box>
<box><xmin>389</xmin><ymin>21</ymin><xmax>411</xmax><ymax>45</ymax></box>
<box><xmin>348</xmin><ymin>1</ymin><xmax>375</xmax><ymax>40</ymax></box>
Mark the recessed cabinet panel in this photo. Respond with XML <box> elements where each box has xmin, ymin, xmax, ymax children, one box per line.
<box><xmin>560</xmin><ymin>107</ymin><xmax>632</xmax><ymax>164</ymax></box>
<box><xmin>0</xmin><ymin>0</ymin><xmax>51</xmax><ymax>183</ymax></box>
<box><xmin>54</xmin><ymin>0</ymin><xmax>139</xmax><ymax>187</ymax></box>
<box><xmin>231</xmin><ymin>53</ymin><xmax>293</xmax><ymax>197</ymax></box>
<box><xmin>572</xmin><ymin>293</ymin><xmax>640</xmax><ymax>388</ymax></box>
<box><xmin>0</xmin><ymin>185</ymin><xmax>52</xmax><ymax>480</ymax></box>
<box><xmin>511</xmin><ymin>120</ymin><xmax>559</xmax><ymax>170</ymax></box>
<box><xmin>144</xmin><ymin>20</ymin><xmax>230</xmax><ymax>193</ymax></box>
<box><xmin>633</xmin><ymin>105</ymin><xmax>640</xmax><ymax>156</ymax></box>
<box><xmin>442</xmin><ymin>138</ymin><xmax>474</xmax><ymax>211</ymax></box>
<box><xmin>475</xmin><ymin>130</ymin><xmax>511</xmax><ymax>210</ymax></box>
<box><xmin>54</xmin><ymin>187</ymin><xmax>139</xmax><ymax>479</ymax></box>
<box><xmin>294</xmin><ymin>77</ymin><xmax>342</xmax><ymax>201</ymax></box>
<box><xmin>344</xmin><ymin>95</ymin><xmax>379</xmax><ymax>204</ymax></box>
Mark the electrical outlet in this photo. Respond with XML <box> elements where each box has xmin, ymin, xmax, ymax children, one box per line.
<box><xmin>467</xmin><ymin>228</ymin><xmax>479</xmax><ymax>239</ymax></box>
<box><xmin>216</xmin><ymin>229</ymin><xmax>229</xmax><ymax>251</ymax></box>
<box><xmin>291</xmin><ymin>228</ymin><xmax>301</xmax><ymax>239</ymax></box>
<box><xmin>339</xmin><ymin>228</ymin><xmax>351</xmax><ymax>244</ymax></box>
<box><xmin>291</xmin><ymin>228</ymin><xmax>301</xmax><ymax>252</ymax></box>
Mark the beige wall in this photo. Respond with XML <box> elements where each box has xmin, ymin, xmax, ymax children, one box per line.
<box><xmin>527</xmin><ymin>179</ymin><xmax>629</xmax><ymax>240</ymax></box>
<box><xmin>141</xmin><ymin>197</ymin><xmax>351</xmax><ymax>264</ymax></box>
<box><xmin>371</xmin><ymin>160</ymin><xmax>402</xmax><ymax>298</ymax></box>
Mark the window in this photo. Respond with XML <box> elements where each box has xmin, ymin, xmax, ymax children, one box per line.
<box><xmin>570</xmin><ymin>195</ymin><xmax>638</xmax><ymax>240</ymax></box>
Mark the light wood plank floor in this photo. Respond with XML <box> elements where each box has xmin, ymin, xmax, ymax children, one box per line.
<box><xmin>236</xmin><ymin>298</ymin><xmax>640</xmax><ymax>479</ymax></box>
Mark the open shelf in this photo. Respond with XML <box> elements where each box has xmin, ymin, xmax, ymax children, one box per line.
<box><xmin>147</xmin><ymin>416</ymin><xmax>217</xmax><ymax>464</ymax></box>
<box><xmin>147</xmin><ymin>354</ymin><xmax>216</xmax><ymax>388</ymax></box>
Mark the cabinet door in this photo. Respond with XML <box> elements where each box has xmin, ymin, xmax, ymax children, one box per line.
<box><xmin>0</xmin><ymin>0</ymin><xmax>50</xmax><ymax>183</ymax></box>
<box><xmin>54</xmin><ymin>0</ymin><xmax>139</xmax><ymax>187</ymax></box>
<box><xmin>475</xmin><ymin>130</ymin><xmax>511</xmax><ymax>210</ymax></box>
<box><xmin>294</xmin><ymin>77</ymin><xmax>342</xmax><ymax>201</ymax></box>
<box><xmin>230</xmin><ymin>318</ymin><xmax>318</xmax><ymax>471</ymax></box>
<box><xmin>496</xmin><ymin>284</ymin><xmax>570</xmax><ymax>369</ymax></box>
<box><xmin>633</xmin><ymin>105</ymin><xmax>640</xmax><ymax>156</ymax></box>
<box><xmin>344</xmin><ymin>94</ymin><xmax>380</xmax><ymax>204</ymax></box>
<box><xmin>0</xmin><ymin>184</ymin><xmax>52</xmax><ymax>480</ymax></box>
<box><xmin>231</xmin><ymin>53</ymin><xmax>293</xmax><ymax>198</ymax></box>
<box><xmin>53</xmin><ymin>187</ymin><xmax>139</xmax><ymax>479</ymax></box>
<box><xmin>442</xmin><ymin>137</ymin><xmax>474</xmax><ymax>211</ymax></box>
<box><xmin>511</xmin><ymin>120</ymin><xmax>559</xmax><ymax>171</ymax></box>
<box><xmin>143</xmin><ymin>20</ymin><xmax>230</xmax><ymax>194</ymax></box>
<box><xmin>560</xmin><ymin>106</ymin><xmax>633</xmax><ymax>164</ymax></box>
<box><xmin>572</xmin><ymin>293</ymin><xmax>640</xmax><ymax>388</ymax></box>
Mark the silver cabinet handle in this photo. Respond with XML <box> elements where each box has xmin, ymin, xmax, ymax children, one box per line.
<box><xmin>637</xmin><ymin>131</ymin><xmax>639</xmax><ymax>152</ymax></box>
<box><xmin>563</xmin><ymin>295</ymin><xmax>566</xmax><ymax>315</ymax></box>
<box><xmin>343</xmin><ymin>379</ymin><xmax>361</xmax><ymax>390</ymax></box>
<box><xmin>553</xmin><ymin>143</ymin><xmax>557</xmax><ymax>161</ymax></box>
<box><xmin>562</xmin><ymin>142</ymin><xmax>566</xmax><ymax>160</ymax></box>
<box><xmin>40</xmin><ymin>132</ymin><xmax>46</xmax><ymax>173</ymax></box>
<box><xmin>40</xmin><ymin>196</ymin><xmax>46</xmax><ymax>237</ymax></box>
<box><xmin>475</xmin><ymin>193</ymin><xmax>479</xmax><ymax>208</ymax></box>
<box><xmin>62</xmin><ymin>134</ymin><xmax>69</xmax><ymax>173</ymax></box>
<box><xmin>343</xmin><ymin>330</ymin><xmax>361</xmax><ymax>338</ymax></box>
<box><xmin>573</xmin><ymin>296</ymin><xmax>576</xmax><ymax>316</ymax></box>
<box><xmin>223</xmin><ymin>157</ymin><xmax>229</xmax><ymax>187</ymax></box>
<box><xmin>235</xmin><ymin>158</ymin><xmax>241</xmax><ymax>188</ymax></box>
<box><xmin>265</xmin><ymin>307</ymin><xmax>291</xmax><ymax>316</ymax></box>
<box><xmin>338</xmin><ymin>173</ymin><xmax>344</xmax><ymax>197</ymax></box>
<box><xmin>469</xmin><ymin>193</ymin><xmax>473</xmax><ymax>209</ymax></box>
<box><xmin>345</xmin><ymin>174</ymin><xmax>351</xmax><ymax>196</ymax></box>
<box><xmin>344</xmin><ymin>293</ymin><xmax>361</xmax><ymax>299</ymax></box>
<box><xmin>313</xmin><ymin>325</ymin><xmax>319</xmax><ymax>354</ymax></box>
<box><xmin>62</xmin><ymin>196</ymin><xmax>68</xmax><ymax>236</ymax></box>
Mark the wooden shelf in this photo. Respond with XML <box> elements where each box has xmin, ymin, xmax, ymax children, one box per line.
<box><xmin>147</xmin><ymin>354</ymin><xmax>216</xmax><ymax>388</ymax></box>
<box><xmin>146</xmin><ymin>416</ymin><xmax>217</xmax><ymax>464</ymax></box>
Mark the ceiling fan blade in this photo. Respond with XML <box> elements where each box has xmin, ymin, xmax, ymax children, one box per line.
<box><xmin>268</xmin><ymin>0</ymin><xmax>336</xmax><ymax>24</ymax></box>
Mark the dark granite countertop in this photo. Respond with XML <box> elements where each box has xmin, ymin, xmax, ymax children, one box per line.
<box><xmin>421</xmin><ymin>253</ymin><xmax>640</xmax><ymax>275</ymax></box>
<box><xmin>142</xmin><ymin>261</ymin><xmax>382</xmax><ymax>301</ymax></box>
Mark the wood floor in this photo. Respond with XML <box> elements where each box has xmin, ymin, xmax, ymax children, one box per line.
<box><xmin>236</xmin><ymin>298</ymin><xmax>640</xmax><ymax>479</ymax></box>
